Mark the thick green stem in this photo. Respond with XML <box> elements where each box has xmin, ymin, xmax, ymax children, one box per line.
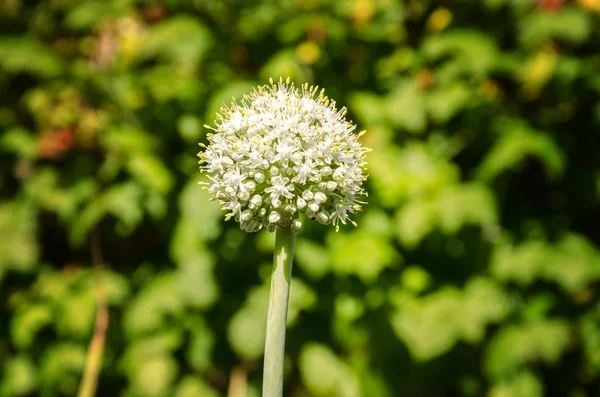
<box><xmin>262</xmin><ymin>226</ymin><xmax>296</xmax><ymax>397</ymax></box>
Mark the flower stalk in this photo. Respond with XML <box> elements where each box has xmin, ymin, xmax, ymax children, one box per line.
<box><xmin>262</xmin><ymin>226</ymin><xmax>296</xmax><ymax>397</ymax></box>
<box><xmin>198</xmin><ymin>77</ymin><xmax>369</xmax><ymax>397</ymax></box>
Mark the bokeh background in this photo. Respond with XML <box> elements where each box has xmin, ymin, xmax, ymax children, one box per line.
<box><xmin>1</xmin><ymin>0</ymin><xmax>600</xmax><ymax>396</ymax></box>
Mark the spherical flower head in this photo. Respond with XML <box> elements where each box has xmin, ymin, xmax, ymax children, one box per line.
<box><xmin>198</xmin><ymin>77</ymin><xmax>370</xmax><ymax>233</ymax></box>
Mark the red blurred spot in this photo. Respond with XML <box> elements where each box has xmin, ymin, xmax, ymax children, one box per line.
<box><xmin>144</xmin><ymin>4</ymin><xmax>165</xmax><ymax>23</ymax></box>
<box><xmin>38</xmin><ymin>128</ymin><xmax>75</xmax><ymax>159</ymax></box>
<box><xmin>538</xmin><ymin>0</ymin><xmax>563</xmax><ymax>12</ymax></box>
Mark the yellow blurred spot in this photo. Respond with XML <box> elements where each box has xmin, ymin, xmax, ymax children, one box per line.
<box><xmin>117</xmin><ymin>17</ymin><xmax>144</xmax><ymax>57</ymax></box>
<box><xmin>352</xmin><ymin>0</ymin><xmax>375</xmax><ymax>25</ymax></box>
<box><xmin>296</xmin><ymin>41</ymin><xmax>321</xmax><ymax>64</ymax></box>
<box><xmin>426</xmin><ymin>8</ymin><xmax>453</xmax><ymax>32</ymax></box>
<box><xmin>578</xmin><ymin>0</ymin><xmax>600</xmax><ymax>12</ymax></box>
<box><xmin>521</xmin><ymin>43</ymin><xmax>558</xmax><ymax>98</ymax></box>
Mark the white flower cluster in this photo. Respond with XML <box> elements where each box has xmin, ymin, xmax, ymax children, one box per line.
<box><xmin>198</xmin><ymin>78</ymin><xmax>369</xmax><ymax>233</ymax></box>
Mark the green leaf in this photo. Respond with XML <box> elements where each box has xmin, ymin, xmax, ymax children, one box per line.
<box><xmin>395</xmin><ymin>199</ymin><xmax>436</xmax><ymax>249</ymax></box>
<box><xmin>175</xmin><ymin>377</ymin><xmax>219</xmax><ymax>397</ymax></box>
<box><xmin>426</xmin><ymin>83</ymin><xmax>472</xmax><ymax>124</ymax></box>
<box><xmin>177</xmin><ymin>253</ymin><xmax>219</xmax><ymax>309</ymax></box>
<box><xmin>176</xmin><ymin>180</ymin><xmax>223</xmax><ymax>244</ymax></box>
<box><xmin>228</xmin><ymin>279</ymin><xmax>316</xmax><ymax>359</ymax></box>
<box><xmin>131</xmin><ymin>357</ymin><xmax>178</xmax><ymax>397</ymax></box>
<box><xmin>421</xmin><ymin>30</ymin><xmax>499</xmax><ymax>81</ymax></box>
<box><xmin>56</xmin><ymin>288</ymin><xmax>96</xmax><ymax>338</ymax></box>
<box><xmin>395</xmin><ymin>184</ymin><xmax>497</xmax><ymax>248</ymax></box>
<box><xmin>369</xmin><ymin>142</ymin><xmax>459</xmax><ymax>207</ymax></box>
<box><xmin>24</xmin><ymin>169</ymin><xmax>97</xmax><ymax>221</ymax></box>
<box><xmin>0</xmin><ymin>37</ymin><xmax>62</xmax><ymax>77</ymax></box>
<box><xmin>477</xmin><ymin>119</ymin><xmax>565</xmax><ymax>181</ymax></box>
<box><xmin>375</xmin><ymin>48</ymin><xmax>416</xmax><ymax>81</ymax></box>
<box><xmin>227</xmin><ymin>285</ymin><xmax>269</xmax><ymax>359</ymax></box>
<box><xmin>134</xmin><ymin>16</ymin><xmax>214</xmax><ymax>64</ymax></box>
<box><xmin>120</xmin><ymin>331</ymin><xmax>183</xmax><ymax>396</ymax></box>
<box><xmin>186</xmin><ymin>320</ymin><xmax>215</xmax><ymax>372</ymax></box>
<box><xmin>287</xmin><ymin>278</ymin><xmax>317</xmax><ymax>326</ymax></box>
<box><xmin>580</xmin><ymin>304</ymin><xmax>600</xmax><ymax>371</ymax></box>
<box><xmin>386</xmin><ymin>80</ymin><xmax>426</xmax><ymax>133</ymax></box>
<box><xmin>436</xmin><ymin>184</ymin><xmax>497</xmax><ymax>234</ymax></box>
<box><xmin>69</xmin><ymin>182</ymin><xmax>144</xmax><ymax>245</ymax></box>
<box><xmin>39</xmin><ymin>343</ymin><xmax>86</xmax><ymax>395</ymax></box>
<box><xmin>328</xmin><ymin>230</ymin><xmax>400</xmax><ymax>283</ymax></box>
<box><xmin>295</xmin><ymin>238</ymin><xmax>330</xmax><ymax>280</ymax></box>
<box><xmin>123</xmin><ymin>273</ymin><xmax>184</xmax><ymax>338</ymax></box>
<box><xmin>65</xmin><ymin>0</ymin><xmax>129</xmax><ymax>30</ymax></box>
<box><xmin>349</xmin><ymin>92</ymin><xmax>387</xmax><ymax>126</ymax></box>
<box><xmin>485</xmin><ymin>319</ymin><xmax>570</xmax><ymax>378</ymax></box>
<box><xmin>0</xmin><ymin>127</ymin><xmax>37</xmax><ymax>159</ymax></box>
<box><xmin>390</xmin><ymin>278</ymin><xmax>511</xmax><ymax>360</ymax></box>
<box><xmin>0</xmin><ymin>356</ymin><xmax>37</xmax><ymax>396</ymax></box>
<box><xmin>299</xmin><ymin>343</ymin><xmax>360</xmax><ymax>397</ymax></box>
<box><xmin>488</xmin><ymin>371</ymin><xmax>543</xmax><ymax>397</ymax></box>
<box><xmin>491</xmin><ymin>234</ymin><xmax>600</xmax><ymax>293</ymax></box>
<box><xmin>127</xmin><ymin>153</ymin><xmax>173</xmax><ymax>194</ymax></box>
<box><xmin>401</xmin><ymin>266</ymin><xmax>431</xmax><ymax>294</ymax></box>
<box><xmin>102</xmin><ymin>125</ymin><xmax>157</xmax><ymax>154</ymax></box>
<box><xmin>545</xmin><ymin>234</ymin><xmax>600</xmax><ymax>292</ymax></box>
<box><xmin>178</xmin><ymin>114</ymin><xmax>203</xmax><ymax>143</ymax></box>
<box><xmin>141</xmin><ymin>65</ymin><xmax>202</xmax><ymax>103</ymax></box>
<box><xmin>121</xmin><ymin>330</ymin><xmax>183</xmax><ymax>371</ymax></box>
<box><xmin>0</xmin><ymin>203</ymin><xmax>38</xmax><ymax>278</ymax></box>
<box><xmin>520</xmin><ymin>8</ymin><xmax>592</xmax><ymax>48</ymax></box>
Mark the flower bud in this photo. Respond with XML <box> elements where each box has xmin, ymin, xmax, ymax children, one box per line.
<box><xmin>238</xmin><ymin>190</ymin><xmax>250</xmax><ymax>201</ymax></box>
<box><xmin>269</xmin><ymin>211</ymin><xmax>281</xmax><ymax>224</ymax></box>
<box><xmin>320</xmin><ymin>166</ymin><xmax>332</xmax><ymax>176</ymax></box>
<box><xmin>250</xmin><ymin>195</ymin><xmax>263</xmax><ymax>208</ymax></box>
<box><xmin>314</xmin><ymin>192</ymin><xmax>327</xmax><ymax>204</ymax></box>
<box><xmin>297</xmin><ymin>197</ymin><xmax>307</xmax><ymax>209</ymax></box>
<box><xmin>316</xmin><ymin>211</ymin><xmax>330</xmax><ymax>224</ymax></box>
<box><xmin>302</xmin><ymin>190</ymin><xmax>314</xmax><ymax>201</ymax></box>
<box><xmin>291</xmin><ymin>219</ymin><xmax>302</xmax><ymax>234</ymax></box>
<box><xmin>272</xmin><ymin>197</ymin><xmax>282</xmax><ymax>208</ymax></box>
<box><xmin>241</xmin><ymin>209</ymin><xmax>253</xmax><ymax>222</ymax></box>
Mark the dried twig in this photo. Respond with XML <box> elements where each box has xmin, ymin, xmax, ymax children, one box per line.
<box><xmin>77</xmin><ymin>230</ymin><xmax>109</xmax><ymax>397</ymax></box>
<box><xmin>227</xmin><ymin>365</ymin><xmax>248</xmax><ymax>397</ymax></box>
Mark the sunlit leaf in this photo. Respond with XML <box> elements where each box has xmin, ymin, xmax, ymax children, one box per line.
<box><xmin>0</xmin><ymin>356</ymin><xmax>37</xmax><ymax>396</ymax></box>
<box><xmin>390</xmin><ymin>278</ymin><xmax>511</xmax><ymax>360</ymax></box>
<box><xmin>134</xmin><ymin>16</ymin><xmax>214</xmax><ymax>64</ymax></box>
<box><xmin>0</xmin><ymin>203</ymin><xmax>38</xmax><ymax>278</ymax></box>
<box><xmin>477</xmin><ymin>119</ymin><xmax>565</xmax><ymax>181</ymax></box>
<box><xmin>485</xmin><ymin>319</ymin><xmax>570</xmax><ymax>378</ymax></box>
<box><xmin>299</xmin><ymin>343</ymin><xmax>360</xmax><ymax>397</ymax></box>
<box><xmin>0</xmin><ymin>37</ymin><xmax>62</xmax><ymax>77</ymax></box>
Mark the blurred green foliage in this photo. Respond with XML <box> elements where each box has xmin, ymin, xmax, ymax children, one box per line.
<box><xmin>1</xmin><ymin>0</ymin><xmax>600</xmax><ymax>396</ymax></box>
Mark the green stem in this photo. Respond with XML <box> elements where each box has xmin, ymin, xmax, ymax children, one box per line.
<box><xmin>262</xmin><ymin>226</ymin><xmax>296</xmax><ymax>397</ymax></box>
